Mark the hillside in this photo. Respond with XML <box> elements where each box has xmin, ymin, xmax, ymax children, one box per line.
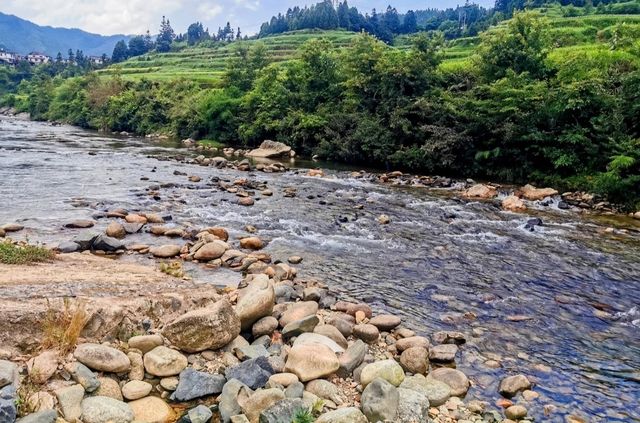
<box><xmin>100</xmin><ymin>6</ymin><xmax>640</xmax><ymax>85</ymax></box>
<box><xmin>0</xmin><ymin>11</ymin><xmax>129</xmax><ymax>56</ymax></box>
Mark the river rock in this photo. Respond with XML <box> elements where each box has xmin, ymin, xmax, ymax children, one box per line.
<box><xmin>246</xmin><ymin>140</ymin><xmax>292</xmax><ymax>158</ymax></box>
<box><xmin>0</xmin><ymin>384</ymin><xmax>17</xmax><ymax>422</ymax></box>
<box><xmin>160</xmin><ymin>377</ymin><xmax>179</xmax><ymax>391</ymax></box>
<box><xmin>2</xmin><ymin>223</ymin><xmax>24</xmax><ymax>232</ymax></box>
<box><xmin>187</xmin><ymin>405</ymin><xmax>212</xmax><ymax>423</ymax></box>
<box><xmin>81</xmin><ymin>396</ymin><xmax>134</xmax><ymax>423</ymax></box>
<box><xmin>122</xmin><ymin>222</ymin><xmax>143</xmax><ymax>234</ymax></box>
<box><xmin>225</xmin><ymin>356</ymin><xmax>274</xmax><ymax>390</ymax></box>
<box><xmin>284</xmin><ymin>381</ymin><xmax>304</xmax><ymax>398</ymax></box>
<box><xmin>397</xmin><ymin>387</ymin><xmax>430</xmax><ymax>423</ymax></box>
<box><xmin>369</xmin><ymin>314</ymin><xmax>401</xmax><ymax>331</ymax></box>
<box><xmin>16</xmin><ymin>410</ymin><xmax>57</xmax><ymax>423</ymax></box>
<box><xmin>521</xmin><ymin>184</ymin><xmax>558</xmax><ymax>201</ymax></box>
<box><xmin>282</xmin><ymin>315</ymin><xmax>319</xmax><ymax>340</ymax></box>
<box><xmin>74</xmin><ymin>343</ymin><xmax>130</xmax><ymax>373</ymax></box>
<box><xmin>128</xmin><ymin>396</ymin><xmax>174</xmax><ymax>423</ymax></box>
<box><xmin>505</xmin><ymin>404</ymin><xmax>528</xmax><ymax>420</ymax></box>
<box><xmin>238</xmin><ymin>388</ymin><xmax>285</xmax><ymax>423</ymax></box>
<box><xmin>313</xmin><ymin>325</ymin><xmax>348</xmax><ymax>349</ymax></box>
<box><xmin>238</xmin><ymin>197</ymin><xmax>255</xmax><ymax>206</ymax></box>
<box><xmin>292</xmin><ymin>333</ymin><xmax>345</xmax><ymax>355</ymax></box>
<box><xmin>499</xmin><ymin>374</ymin><xmax>532</xmax><ymax>398</ymax></box>
<box><xmin>306</xmin><ymin>379</ymin><xmax>341</xmax><ymax>404</ymax></box>
<box><xmin>428</xmin><ymin>367</ymin><xmax>470</xmax><ymax>397</ymax></box>
<box><xmin>127</xmin><ymin>352</ymin><xmax>144</xmax><ymax>381</ymax></box>
<box><xmin>361</xmin><ymin>378</ymin><xmax>399</xmax><ymax>422</ymax></box>
<box><xmin>464</xmin><ymin>184</ymin><xmax>497</xmax><ymax>199</ymax></box>
<box><xmin>92</xmin><ymin>235</ymin><xmax>125</xmax><ymax>252</ymax></box>
<box><xmin>284</xmin><ymin>344</ymin><xmax>339</xmax><ymax>382</ymax></box>
<box><xmin>0</xmin><ymin>361</ymin><xmax>18</xmax><ymax>388</ymax></box>
<box><xmin>400</xmin><ymin>347</ymin><xmax>429</xmax><ymax>375</ymax></box>
<box><xmin>327</xmin><ymin>316</ymin><xmax>353</xmax><ymax>338</ymax></box>
<box><xmin>432</xmin><ymin>331</ymin><xmax>466</xmax><ymax>345</ymax></box>
<box><xmin>235</xmin><ymin>345</ymin><xmax>269</xmax><ymax>361</ymax></box>
<box><xmin>352</xmin><ymin>324</ymin><xmax>379</xmax><ymax>343</ymax></box>
<box><xmin>502</xmin><ymin>195</ymin><xmax>526</xmax><ymax>212</ymax></box>
<box><xmin>66</xmin><ymin>362</ymin><xmax>100</xmax><ymax>392</ymax></box>
<box><xmin>337</xmin><ymin>339</ymin><xmax>367</xmax><ymax>378</ymax></box>
<box><xmin>162</xmin><ymin>299</ymin><xmax>241</xmax><ymax>352</ymax></box>
<box><xmin>194</xmin><ymin>240</ymin><xmax>228</xmax><ymax>261</ymax></box>
<box><xmin>121</xmin><ymin>380</ymin><xmax>152</xmax><ymax>400</ymax></box>
<box><xmin>377</xmin><ymin>214</ymin><xmax>391</xmax><ymax>224</ymax></box>
<box><xmin>360</xmin><ymin>359</ymin><xmax>405</xmax><ymax>387</ymax></box>
<box><xmin>279</xmin><ymin>301</ymin><xmax>319</xmax><ymax>327</ymax></box>
<box><xmin>252</xmin><ymin>316</ymin><xmax>278</xmax><ymax>338</ymax></box>
<box><xmin>94</xmin><ymin>377</ymin><xmax>123</xmax><ymax>400</ymax></box>
<box><xmin>395</xmin><ymin>336</ymin><xmax>430</xmax><ymax>352</ymax></box>
<box><xmin>128</xmin><ymin>334</ymin><xmax>163</xmax><ymax>354</ymax></box>
<box><xmin>268</xmin><ymin>373</ymin><xmax>298</xmax><ymax>387</ymax></box>
<box><xmin>205</xmin><ymin>226</ymin><xmax>229</xmax><ymax>241</ymax></box>
<box><xmin>151</xmin><ymin>244</ymin><xmax>181</xmax><ymax>258</ymax></box>
<box><xmin>429</xmin><ymin>344</ymin><xmax>458</xmax><ymax>362</ymax></box>
<box><xmin>240</xmin><ymin>237</ymin><xmax>264</xmax><ymax>250</ymax></box>
<box><xmin>27</xmin><ymin>350</ymin><xmax>58</xmax><ymax>384</ymax></box>
<box><xmin>259</xmin><ymin>398</ymin><xmax>307</xmax><ymax>423</ymax></box>
<box><xmin>125</xmin><ymin>214</ymin><xmax>147</xmax><ymax>224</ymax></box>
<box><xmin>288</xmin><ymin>256</ymin><xmax>303</xmax><ymax>264</ymax></box>
<box><xmin>400</xmin><ymin>374</ymin><xmax>451</xmax><ymax>407</ymax></box>
<box><xmin>65</xmin><ymin>219</ymin><xmax>95</xmax><ymax>229</ymax></box>
<box><xmin>171</xmin><ymin>368</ymin><xmax>226</xmax><ymax>401</ymax></box>
<box><xmin>143</xmin><ymin>346</ymin><xmax>187</xmax><ymax>377</ymax></box>
<box><xmin>236</xmin><ymin>275</ymin><xmax>275</xmax><ymax>331</ymax></box>
<box><xmin>104</xmin><ymin>222</ymin><xmax>126</xmax><ymax>239</ymax></box>
<box><xmin>55</xmin><ymin>385</ymin><xmax>84</xmax><ymax>420</ymax></box>
<box><xmin>316</xmin><ymin>407</ymin><xmax>368</xmax><ymax>423</ymax></box>
<box><xmin>219</xmin><ymin>379</ymin><xmax>249</xmax><ymax>423</ymax></box>
<box><xmin>57</xmin><ymin>241</ymin><xmax>80</xmax><ymax>253</ymax></box>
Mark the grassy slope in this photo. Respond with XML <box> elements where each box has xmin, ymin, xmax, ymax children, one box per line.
<box><xmin>98</xmin><ymin>8</ymin><xmax>640</xmax><ymax>85</ymax></box>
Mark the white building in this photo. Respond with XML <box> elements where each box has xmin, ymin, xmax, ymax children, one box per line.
<box><xmin>0</xmin><ymin>50</ymin><xmax>19</xmax><ymax>65</ymax></box>
<box><xmin>25</xmin><ymin>52</ymin><xmax>51</xmax><ymax>65</ymax></box>
<box><xmin>89</xmin><ymin>56</ymin><xmax>104</xmax><ymax>65</ymax></box>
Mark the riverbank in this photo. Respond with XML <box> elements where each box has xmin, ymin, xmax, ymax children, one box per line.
<box><xmin>1</xmin><ymin>116</ymin><xmax>639</xmax><ymax>422</ymax></box>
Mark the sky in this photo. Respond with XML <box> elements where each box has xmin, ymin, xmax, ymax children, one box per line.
<box><xmin>1</xmin><ymin>0</ymin><xmax>494</xmax><ymax>36</ymax></box>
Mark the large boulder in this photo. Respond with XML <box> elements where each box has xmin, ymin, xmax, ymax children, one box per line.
<box><xmin>397</xmin><ymin>388</ymin><xmax>430</xmax><ymax>423</ymax></box>
<box><xmin>74</xmin><ymin>344</ymin><xmax>130</xmax><ymax>373</ymax></box>
<box><xmin>463</xmin><ymin>184</ymin><xmax>497</xmax><ymax>199</ymax></box>
<box><xmin>162</xmin><ymin>299</ymin><xmax>241</xmax><ymax>353</ymax></box>
<box><xmin>150</xmin><ymin>244</ymin><xmax>181</xmax><ymax>258</ymax></box>
<box><xmin>80</xmin><ymin>396</ymin><xmax>134</xmax><ymax>423</ymax></box>
<box><xmin>521</xmin><ymin>184</ymin><xmax>558</xmax><ymax>201</ymax></box>
<box><xmin>502</xmin><ymin>195</ymin><xmax>526</xmax><ymax>212</ymax></box>
<box><xmin>284</xmin><ymin>344</ymin><xmax>339</xmax><ymax>382</ymax></box>
<box><xmin>143</xmin><ymin>346</ymin><xmax>188</xmax><ymax>377</ymax></box>
<box><xmin>361</xmin><ymin>378</ymin><xmax>399</xmax><ymax>423</ymax></box>
<box><xmin>92</xmin><ymin>235</ymin><xmax>125</xmax><ymax>252</ymax></box>
<box><xmin>246</xmin><ymin>140</ymin><xmax>292</xmax><ymax>159</ymax></box>
<box><xmin>170</xmin><ymin>368</ymin><xmax>226</xmax><ymax>401</ymax></box>
<box><xmin>194</xmin><ymin>241</ymin><xmax>228</xmax><ymax>261</ymax></box>
<box><xmin>236</xmin><ymin>275</ymin><xmax>275</xmax><ymax>331</ymax></box>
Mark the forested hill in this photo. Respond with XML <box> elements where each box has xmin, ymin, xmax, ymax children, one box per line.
<box><xmin>0</xmin><ymin>12</ymin><xmax>129</xmax><ymax>56</ymax></box>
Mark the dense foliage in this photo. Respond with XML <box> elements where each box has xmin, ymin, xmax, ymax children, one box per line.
<box><xmin>4</xmin><ymin>11</ymin><xmax>640</xmax><ymax>207</ymax></box>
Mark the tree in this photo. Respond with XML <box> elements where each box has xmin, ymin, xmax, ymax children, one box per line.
<box><xmin>156</xmin><ymin>16</ymin><xmax>175</xmax><ymax>53</ymax></box>
<box><xmin>477</xmin><ymin>12</ymin><xmax>550</xmax><ymax>81</ymax></box>
<box><xmin>383</xmin><ymin>6</ymin><xmax>401</xmax><ymax>34</ymax></box>
<box><xmin>111</xmin><ymin>40</ymin><xmax>129</xmax><ymax>63</ymax></box>
<box><xmin>187</xmin><ymin>22</ymin><xmax>205</xmax><ymax>45</ymax></box>
<box><xmin>337</xmin><ymin>1</ymin><xmax>351</xmax><ymax>29</ymax></box>
<box><xmin>128</xmin><ymin>36</ymin><xmax>149</xmax><ymax>57</ymax></box>
<box><xmin>402</xmin><ymin>10</ymin><xmax>418</xmax><ymax>34</ymax></box>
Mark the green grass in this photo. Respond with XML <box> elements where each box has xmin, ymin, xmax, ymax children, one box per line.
<box><xmin>0</xmin><ymin>240</ymin><xmax>55</xmax><ymax>265</ymax></box>
<box><xmin>98</xmin><ymin>9</ymin><xmax>640</xmax><ymax>84</ymax></box>
<box><xmin>198</xmin><ymin>139</ymin><xmax>225</xmax><ymax>148</ymax></box>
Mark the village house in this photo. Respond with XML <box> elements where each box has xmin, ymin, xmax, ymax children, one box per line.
<box><xmin>0</xmin><ymin>49</ymin><xmax>19</xmax><ymax>65</ymax></box>
<box><xmin>25</xmin><ymin>52</ymin><xmax>51</xmax><ymax>65</ymax></box>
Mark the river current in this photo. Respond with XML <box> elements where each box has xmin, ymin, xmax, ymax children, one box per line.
<box><xmin>1</xmin><ymin>116</ymin><xmax>639</xmax><ymax>421</ymax></box>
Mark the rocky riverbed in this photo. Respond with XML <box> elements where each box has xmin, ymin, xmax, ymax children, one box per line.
<box><xmin>1</xmin><ymin>116</ymin><xmax>640</xmax><ymax>422</ymax></box>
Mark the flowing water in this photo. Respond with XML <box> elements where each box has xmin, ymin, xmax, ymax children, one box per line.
<box><xmin>1</xmin><ymin>116</ymin><xmax>639</xmax><ymax>422</ymax></box>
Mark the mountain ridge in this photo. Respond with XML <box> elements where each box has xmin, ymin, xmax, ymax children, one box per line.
<box><xmin>0</xmin><ymin>11</ymin><xmax>130</xmax><ymax>56</ymax></box>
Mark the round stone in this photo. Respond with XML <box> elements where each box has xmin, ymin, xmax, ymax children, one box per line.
<box><xmin>399</xmin><ymin>347</ymin><xmax>428</xmax><ymax>375</ymax></box>
<box><xmin>428</xmin><ymin>367</ymin><xmax>470</xmax><ymax>397</ymax></box>
<box><xmin>128</xmin><ymin>396</ymin><xmax>174</xmax><ymax>423</ymax></box>
<box><xmin>74</xmin><ymin>344</ymin><xmax>130</xmax><ymax>373</ymax></box>
<box><xmin>353</xmin><ymin>324</ymin><xmax>379</xmax><ymax>343</ymax></box>
<box><xmin>121</xmin><ymin>380</ymin><xmax>152</xmax><ymax>400</ymax></box>
<box><xmin>143</xmin><ymin>346</ymin><xmax>188</xmax><ymax>377</ymax></box>
<box><xmin>360</xmin><ymin>360</ymin><xmax>405</xmax><ymax>387</ymax></box>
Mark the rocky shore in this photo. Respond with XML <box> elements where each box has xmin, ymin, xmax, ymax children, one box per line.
<box><xmin>1</xmin><ymin>207</ymin><xmax>543</xmax><ymax>423</ymax></box>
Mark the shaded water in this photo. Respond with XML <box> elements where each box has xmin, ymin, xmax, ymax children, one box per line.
<box><xmin>1</xmin><ymin>116</ymin><xmax>639</xmax><ymax>421</ymax></box>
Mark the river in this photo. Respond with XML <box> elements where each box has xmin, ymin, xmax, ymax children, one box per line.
<box><xmin>1</xmin><ymin>116</ymin><xmax>639</xmax><ymax>422</ymax></box>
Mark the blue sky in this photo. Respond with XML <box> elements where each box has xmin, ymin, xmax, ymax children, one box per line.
<box><xmin>1</xmin><ymin>0</ymin><xmax>494</xmax><ymax>36</ymax></box>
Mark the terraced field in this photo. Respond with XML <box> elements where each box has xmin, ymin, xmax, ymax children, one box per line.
<box><xmin>98</xmin><ymin>9</ymin><xmax>640</xmax><ymax>85</ymax></box>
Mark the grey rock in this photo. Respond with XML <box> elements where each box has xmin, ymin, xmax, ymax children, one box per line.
<box><xmin>361</xmin><ymin>378</ymin><xmax>399</xmax><ymax>423</ymax></box>
<box><xmin>337</xmin><ymin>340</ymin><xmax>366</xmax><ymax>378</ymax></box>
<box><xmin>400</xmin><ymin>374</ymin><xmax>451</xmax><ymax>407</ymax></box>
<box><xmin>92</xmin><ymin>235</ymin><xmax>125</xmax><ymax>252</ymax></box>
<box><xmin>284</xmin><ymin>381</ymin><xmax>304</xmax><ymax>399</ymax></box>
<box><xmin>72</xmin><ymin>231</ymin><xmax>99</xmax><ymax>250</ymax></box>
<box><xmin>58</xmin><ymin>241</ymin><xmax>80</xmax><ymax>253</ymax></box>
<box><xmin>282</xmin><ymin>315</ymin><xmax>319</xmax><ymax>340</ymax></box>
<box><xmin>80</xmin><ymin>396</ymin><xmax>134</xmax><ymax>423</ymax></box>
<box><xmin>0</xmin><ymin>384</ymin><xmax>17</xmax><ymax>423</ymax></box>
<box><xmin>315</xmin><ymin>407</ymin><xmax>367</xmax><ymax>423</ymax></box>
<box><xmin>224</xmin><ymin>356</ymin><xmax>274</xmax><ymax>390</ymax></box>
<box><xmin>499</xmin><ymin>374</ymin><xmax>532</xmax><ymax>398</ymax></box>
<box><xmin>67</xmin><ymin>362</ymin><xmax>100</xmax><ymax>392</ymax></box>
<box><xmin>16</xmin><ymin>410</ymin><xmax>58</xmax><ymax>423</ymax></box>
<box><xmin>122</xmin><ymin>223</ymin><xmax>143</xmax><ymax>234</ymax></box>
<box><xmin>74</xmin><ymin>343</ymin><xmax>130</xmax><ymax>373</ymax></box>
<box><xmin>171</xmin><ymin>368</ymin><xmax>226</xmax><ymax>401</ymax></box>
<box><xmin>219</xmin><ymin>379</ymin><xmax>251</xmax><ymax>423</ymax></box>
<box><xmin>397</xmin><ymin>388</ymin><xmax>430</xmax><ymax>422</ymax></box>
<box><xmin>0</xmin><ymin>360</ymin><xmax>17</xmax><ymax>388</ymax></box>
<box><xmin>259</xmin><ymin>398</ymin><xmax>307</xmax><ymax>423</ymax></box>
<box><xmin>236</xmin><ymin>345</ymin><xmax>270</xmax><ymax>361</ymax></box>
<box><xmin>188</xmin><ymin>404</ymin><xmax>213</xmax><ymax>423</ymax></box>
<box><xmin>327</xmin><ymin>316</ymin><xmax>353</xmax><ymax>338</ymax></box>
<box><xmin>55</xmin><ymin>384</ymin><xmax>85</xmax><ymax>421</ymax></box>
